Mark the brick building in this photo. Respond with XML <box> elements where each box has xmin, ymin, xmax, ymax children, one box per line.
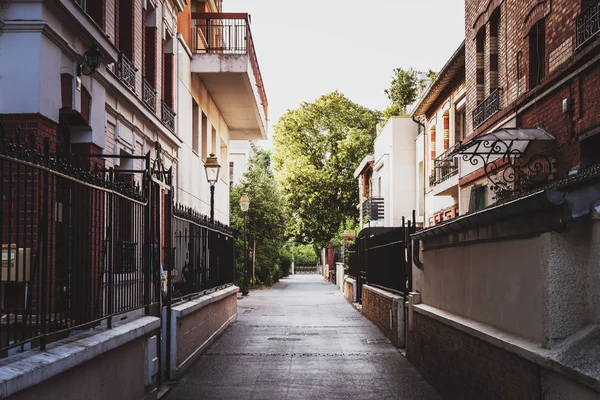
<box><xmin>408</xmin><ymin>1</ymin><xmax>600</xmax><ymax>398</ymax></box>
<box><xmin>460</xmin><ymin>0</ymin><xmax>600</xmax><ymax>207</ymax></box>
<box><xmin>412</xmin><ymin>42</ymin><xmax>465</xmax><ymax>227</ymax></box>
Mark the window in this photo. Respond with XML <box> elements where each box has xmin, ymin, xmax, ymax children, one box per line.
<box><xmin>211</xmin><ymin>126</ymin><xmax>217</xmax><ymax>154</ymax></box>
<box><xmin>529</xmin><ymin>19</ymin><xmax>546</xmax><ymax>89</ymax></box>
<box><xmin>144</xmin><ymin>7</ymin><xmax>156</xmax><ymax>88</ymax></box>
<box><xmin>229</xmin><ymin>161</ymin><xmax>234</xmax><ymax>186</ymax></box>
<box><xmin>76</xmin><ymin>0</ymin><xmax>104</xmax><ymax>28</ymax></box>
<box><xmin>61</xmin><ymin>74</ymin><xmax>73</xmax><ymax>109</ymax></box>
<box><xmin>119</xmin><ymin>0</ymin><xmax>134</xmax><ymax>60</ymax></box>
<box><xmin>455</xmin><ymin>107</ymin><xmax>466</xmax><ymax>142</ymax></box>
<box><xmin>201</xmin><ymin>113</ymin><xmax>208</xmax><ymax>160</ymax></box>
<box><xmin>468</xmin><ymin>185</ymin><xmax>486</xmax><ymax>212</ymax></box>
<box><xmin>489</xmin><ymin>9</ymin><xmax>500</xmax><ymax>91</ymax></box>
<box><xmin>476</xmin><ymin>27</ymin><xmax>486</xmax><ymax>103</ymax></box>
<box><xmin>81</xmin><ymin>86</ymin><xmax>91</xmax><ymax>125</ymax></box>
<box><xmin>192</xmin><ymin>100</ymin><xmax>199</xmax><ymax>154</ymax></box>
<box><xmin>162</xmin><ymin>39</ymin><xmax>174</xmax><ymax>107</ymax></box>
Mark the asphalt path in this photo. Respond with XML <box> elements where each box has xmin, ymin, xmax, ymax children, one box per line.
<box><xmin>166</xmin><ymin>274</ymin><xmax>440</xmax><ymax>400</ymax></box>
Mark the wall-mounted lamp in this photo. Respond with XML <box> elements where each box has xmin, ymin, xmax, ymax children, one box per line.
<box><xmin>77</xmin><ymin>44</ymin><xmax>103</xmax><ymax>76</ymax></box>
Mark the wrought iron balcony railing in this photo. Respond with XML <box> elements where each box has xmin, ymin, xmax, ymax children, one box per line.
<box><xmin>191</xmin><ymin>13</ymin><xmax>268</xmax><ymax>121</ymax></box>
<box><xmin>143</xmin><ymin>78</ymin><xmax>156</xmax><ymax>112</ymax></box>
<box><xmin>162</xmin><ymin>101</ymin><xmax>176</xmax><ymax>133</ymax></box>
<box><xmin>118</xmin><ymin>53</ymin><xmax>137</xmax><ymax>93</ymax></box>
<box><xmin>576</xmin><ymin>1</ymin><xmax>600</xmax><ymax>50</ymax></box>
<box><xmin>430</xmin><ymin>142</ymin><xmax>461</xmax><ymax>187</ymax></box>
<box><xmin>361</xmin><ymin>197</ymin><xmax>384</xmax><ymax>223</ymax></box>
<box><xmin>473</xmin><ymin>88</ymin><xmax>501</xmax><ymax>130</ymax></box>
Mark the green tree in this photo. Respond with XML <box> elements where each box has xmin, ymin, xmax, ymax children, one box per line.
<box><xmin>230</xmin><ymin>146</ymin><xmax>286</xmax><ymax>286</ymax></box>
<box><xmin>384</xmin><ymin>67</ymin><xmax>429</xmax><ymax>114</ymax></box>
<box><xmin>273</xmin><ymin>91</ymin><xmax>381</xmax><ymax>248</ymax></box>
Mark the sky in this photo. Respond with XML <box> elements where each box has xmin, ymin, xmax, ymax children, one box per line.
<box><xmin>224</xmin><ymin>0</ymin><xmax>466</xmax><ymax>148</ymax></box>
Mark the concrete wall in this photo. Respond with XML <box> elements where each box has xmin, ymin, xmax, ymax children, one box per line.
<box><xmin>1</xmin><ymin>317</ymin><xmax>160</xmax><ymax>400</ymax></box>
<box><xmin>361</xmin><ymin>285</ymin><xmax>404</xmax><ymax>347</ymax></box>
<box><xmin>166</xmin><ymin>286</ymin><xmax>238</xmax><ymax>379</ymax></box>
<box><xmin>8</xmin><ymin>337</ymin><xmax>153</xmax><ymax>400</ymax></box>
<box><xmin>415</xmin><ymin>236</ymin><xmax>544</xmax><ymax>342</ymax></box>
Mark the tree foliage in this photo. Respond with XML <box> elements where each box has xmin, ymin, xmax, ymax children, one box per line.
<box><xmin>273</xmin><ymin>92</ymin><xmax>381</xmax><ymax>248</ymax></box>
<box><xmin>384</xmin><ymin>67</ymin><xmax>430</xmax><ymax>113</ymax></box>
<box><xmin>230</xmin><ymin>146</ymin><xmax>286</xmax><ymax>286</ymax></box>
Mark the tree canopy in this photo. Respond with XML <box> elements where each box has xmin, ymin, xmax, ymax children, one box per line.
<box><xmin>230</xmin><ymin>146</ymin><xmax>286</xmax><ymax>285</ymax></box>
<box><xmin>273</xmin><ymin>91</ymin><xmax>381</xmax><ymax>248</ymax></box>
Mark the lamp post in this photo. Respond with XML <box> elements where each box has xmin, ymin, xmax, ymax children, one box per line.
<box><xmin>239</xmin><ymin>193</ymin><xmax>250</xmax><ymax>296</ymax></box>
<box><xmin>204</xmin><ymin>153</ymin><xmax>221</xmax><ymax>223</ymax></box>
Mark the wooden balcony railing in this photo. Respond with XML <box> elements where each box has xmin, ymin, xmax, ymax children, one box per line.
<box><xmin>576</xmin><ymin>0</ymin><xmax>600</xmax><ymax>50</ymax></box>
<box><xmin>191</xmin><ymin>13</ymin><xmax>268</xmax><ymax>121</ymax></box>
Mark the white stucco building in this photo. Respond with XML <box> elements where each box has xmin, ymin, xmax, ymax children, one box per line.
<box><xmin>355</xmin><ymin>116</ymin><xmax>419</xmax><ymax>229</ymax></box>
<box><xmin>0</xmin><ymin>0</ymin><xmax>267</xmax><ymax>225</ymax></box>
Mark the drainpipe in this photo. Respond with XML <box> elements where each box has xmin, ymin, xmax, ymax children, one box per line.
<box><xmin>411</xmin><ymin>115</ymin><xmax>425</xmax><ymax>270</ymax></box>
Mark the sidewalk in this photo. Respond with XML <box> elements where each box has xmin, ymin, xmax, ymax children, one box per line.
<box><xmin>166</xmin><ymin>275</ymin><xmax>440</xmax><ymax>400</ymax></box>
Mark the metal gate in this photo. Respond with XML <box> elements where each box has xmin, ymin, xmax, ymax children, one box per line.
<box><xmin>349</xmin><ymin>213</ymin><xmax>417</xmax><ymax>304</ymax></box>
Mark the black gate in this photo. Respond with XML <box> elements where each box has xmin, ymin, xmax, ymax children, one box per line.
<box><xmin>348</xmin><ymin>214</ymin><xmax>417</xmax><ymax>303</ymax></box>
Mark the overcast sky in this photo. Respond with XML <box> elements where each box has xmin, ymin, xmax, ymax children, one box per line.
<box><xmin>224</xmin><ymin>0</ymin><xmax>466</xmax><ymax>147</ymax></box>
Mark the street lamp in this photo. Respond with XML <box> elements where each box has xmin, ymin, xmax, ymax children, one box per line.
<box><xmin>204</xmin><ymin>153</ymin><xmax>221</xmax><ymax>223</ymax></box>
<box><xmin>239</xmin><ymin>193</ymin><xmax>250</xmax><ymax>296</ymax></box>
<box><xmin>77</xmin><ymin>44</ymin><xmax>103</xmax><ymax>76</ymax></box>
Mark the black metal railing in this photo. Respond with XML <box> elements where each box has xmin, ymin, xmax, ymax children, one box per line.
<box><xmin>361</xmin><ymin>197</ymin><xmax>384</xmax><ymax>224</ymax></box>
<box><xmin>473</xmin><ymin>88</ymin><xmax>501</xmax><ymax>129</ymax></box>
<box><xmin>170</xmin><ymin>205</ymin><xmax>234</xmax><ymax>303</ymax></box>
<box><xmin>576</xmin><ymin>1</ymin><xmax>600</xmax><ymax>49</ymax></box>
<box><xmin>430</xmin><ymin>143</ymin><xmax>461</xmax><ymax>187</ymax></box>
<box><xmin>0</xmin><ymin>124</ymin><xmax>162</xmax><ymax>357</ymax></box>
<box><xmin>118</xmin><ymin>53</ymin><xmax>137</xmax><ymax>93</ymax></box>
<box><xmin>161</xmin><ymin>101</ymin><xmax>176</xmax><ymax>133</ymax></box>
<box><xmin>294</xmin><ymin>264</ymin><xmax>317</xmax><ymax>275</ymax></box>
<box><xmin>143</xmin><ymin>78</ymin><xmax>156</xmax><ymax>112</ymax></box>
<box><xmin>191</xmin><ymin>13</ymin><xmax>268</xmax><ymax>121</ymax></box>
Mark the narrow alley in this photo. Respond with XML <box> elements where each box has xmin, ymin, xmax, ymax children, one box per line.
<box><xmin>166</xmin><ymin>275</ymin><xmax>440</xmax><ymax>400</ymax></box>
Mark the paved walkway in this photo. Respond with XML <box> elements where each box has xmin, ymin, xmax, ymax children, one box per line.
<box><xmin>166</xmin><ymin>275</ymin><xmax>440</xmax><ymax>400</ymax></box>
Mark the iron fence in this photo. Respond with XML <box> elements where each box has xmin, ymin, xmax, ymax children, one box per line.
<box><xmin>576</xmin><ymin>0</ymin><xmax>600</xmax><ymax>50</ymax></box>
<box><xmin>294</xmin><ymin>264</ymin><xmax>317</xmax><ymax>274</ymax></box>
<box><xmin>472</xmin><ymin>88</ymin><xmax>501</xmax><ymax>129</ymax></box>
<box><xmin>161</xmin><ymin>101</ymin><xmax>176</xmax><ymax>133</ymax></box>
<box><xmin>143</xmin><ymin>78</ymin><xmax>156</xmax><ymax>112</ymax></box>
<box><xmin>191</xmin><ymin>13</ymin><xmax>268</xmax><ymax>120</ymax></box>
<box><xmin>361</xmin><ymin>197</ymin><xmax>384</xmax><ymax>224</ymax></box>
<box><xmin>0</xmin><ymin>126</ymin><xmax>161</xmax><ymax>358</ymax></box>
<box><xmin>169</xmin><ymin>205</ymin><xmax>234</xmax><ymax>303</ymax></box>
<box><xmin>430</xmin><ymin>143</ymin><xmax>461</xmax><ymax>187</ymax></box>
<box><xmin>118</xmin><ymin>53</ymin><xmax>137</xmax><ymax>93</ymax></box>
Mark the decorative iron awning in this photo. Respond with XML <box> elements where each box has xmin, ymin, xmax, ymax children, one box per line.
<box><xmin>459</xmin><ymin>127</ymin><xmax>556</xmax><ymax>195</ymax></box>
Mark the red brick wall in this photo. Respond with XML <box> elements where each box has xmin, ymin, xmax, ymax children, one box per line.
<box><xmin>1</xmin><ymin>114</ymin><xmax>58</xmax><ymax>151</ymax></box>
<box><xmin>407</xmin><ymin>312</ymin><xmax>542</xmax><ymax>400</ymax></box>
<box><xmin>343</xmin><ymin>279</ymin><xmax>354</xmax><ymax>302</ymax></box>
<box><xmin>361</xmin><ymin>285</ymin><xmax>401</xmax><ymax>346</ymax></box>
<box><xmin>464</xmin><ymin>0</ymin><xmax>600</xmax><ymax>181</ymax></box>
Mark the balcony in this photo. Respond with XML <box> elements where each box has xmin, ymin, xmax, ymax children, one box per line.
<box><xmin>472</xmin><ymin>88</ymin><xmax>501</xmax><ymax>130</ymax></box>
<box><xmin>361</xmin><ymin>197</ymin><xmax>385</xmax><ymax>225</ymax></box>
<box><xmin>118</xmin><ymin>53</ymin><xmax>137</xmax><ymax>93</ymax></box>
<box><xmin>162</xmin><ymin>101</ymin><xmax>176</xmax><ymax>133</ymax></box>
<box><xmin>576</xmin><ymin>1</ymin><xmax>600</xmax><ymax>50</ymax></box>
<box><xmin>430</xmin><ymin>143</ymin><xmax>460</xmax><ymax>187</ymax></box>
<box><xmin>190</xmin><ymin>13</ymin><xmax>268</xmax><ymax>140</ymax></box>
<box><xmin>143</xmin><ymin>78</ymin><xmax>156</xmax><ymax>112</ymax></box>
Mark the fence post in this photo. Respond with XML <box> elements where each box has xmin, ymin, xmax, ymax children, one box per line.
<box><xmin>107</xmin><ymin>168</ymin><xmax>115</xmax><ymax>329</ymax></box>
<box><xmin>39</xmin><ymin>139</ymin><xmax>50</xmax><ymax>351</ymax></box>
